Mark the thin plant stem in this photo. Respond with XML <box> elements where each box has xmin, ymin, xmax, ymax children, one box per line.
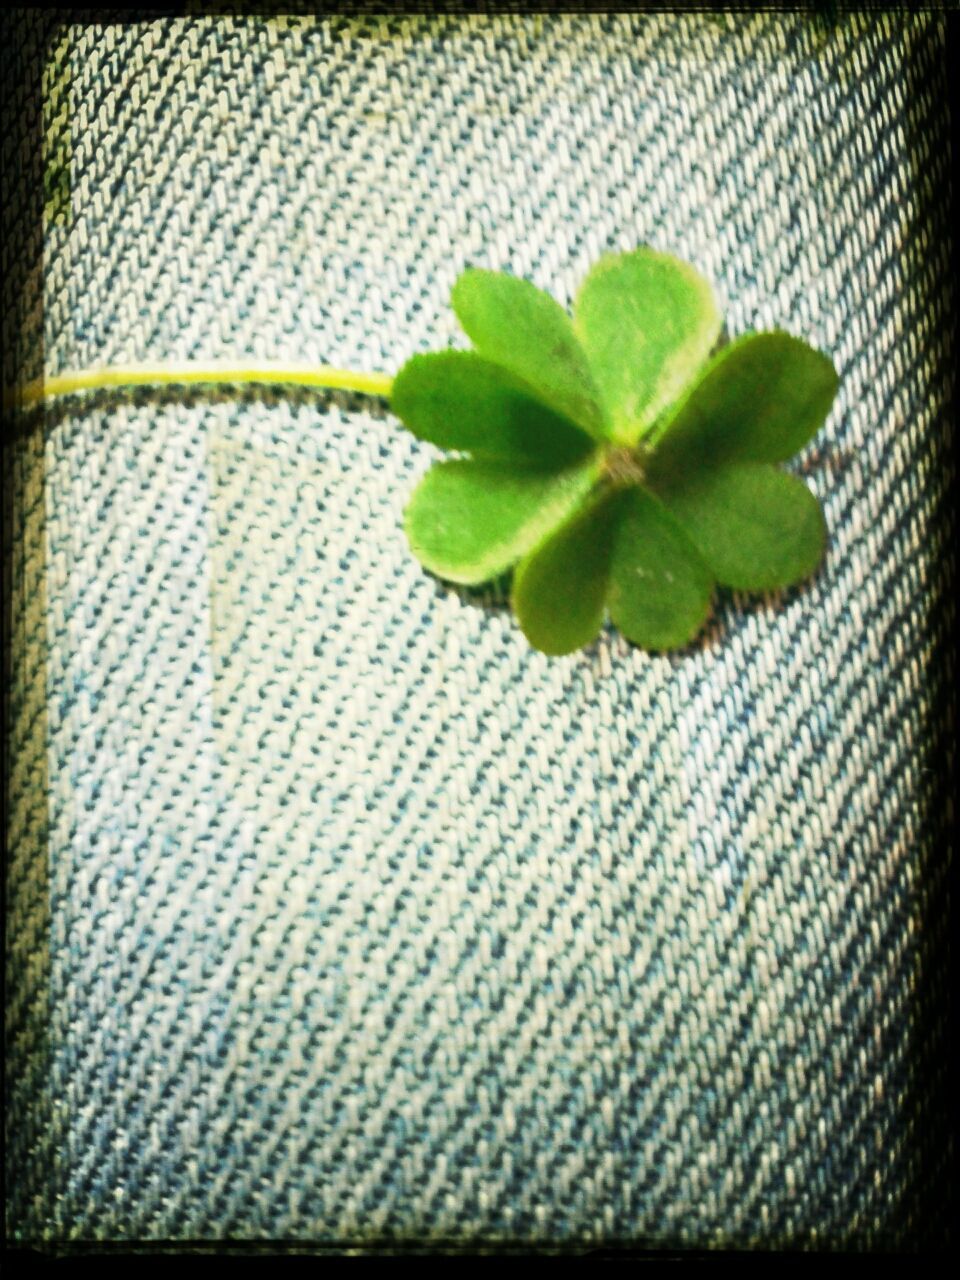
<box><xmin>4</xmin><ymin>362</ymin><xmax>395</xmax><ymax>410</ymax></box>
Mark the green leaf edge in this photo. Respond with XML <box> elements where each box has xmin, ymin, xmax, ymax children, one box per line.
<box><xmin>450</xmin><ymin>266</ymin><xmax>610</xmax><ymax>442</ymax></box>
<box><xmin>402</xmin><ymin>455</ymin><xmax>603</xmax><ymax>587</ymax></box>
<box><xmin>572</xmin><ymin>246</ymin><xmax>724</xmax><ymax>447</ymax></box>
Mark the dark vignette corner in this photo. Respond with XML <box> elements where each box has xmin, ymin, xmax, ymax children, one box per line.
<box><xmin>1</xmin><ymin>0</ymin><xmax>957</xmax><ymax>1259</ymax></box>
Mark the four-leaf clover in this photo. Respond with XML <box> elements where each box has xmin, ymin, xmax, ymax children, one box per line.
<box><xmin>390</xmin><ymin>247</ymin><xmax>839</xmax><ymax>655</ymax></box>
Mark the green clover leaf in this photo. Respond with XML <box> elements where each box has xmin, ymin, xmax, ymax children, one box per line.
<box><xmin>391</xmin><ymin>247</ymin><xmax>839</xmax><ymax>655</ymax></box>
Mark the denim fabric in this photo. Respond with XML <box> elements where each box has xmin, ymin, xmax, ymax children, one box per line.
<box><xmin>6</xmin><ymin>11</ymin><xmax>953</xmax><ymax>1249</ymax></box>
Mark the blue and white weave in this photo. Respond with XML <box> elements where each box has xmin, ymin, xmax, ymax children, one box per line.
<box><xmin>6</xmin><ymin>10</ymin><xmax>954</xmax><ymax>1250</ymax></box>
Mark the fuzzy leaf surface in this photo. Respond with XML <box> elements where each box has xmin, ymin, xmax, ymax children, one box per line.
<box><xmin>607</xmin><ymin>487</ymin><xmax>715</xmax><ymax>650</ymax></box>
<box><xmin>391</xmin><ymin>350</ymin><xmax>594</xmax><ymax>466</ymax></box>
<box><xmin>404</xmin><ymin>456</ymin><xmax>600</xmax><ymax>586</ymax></box>
<box><xmin>573</xmin><ymin>247</ymin><xmax>722</xmax><ymax>445</ymax></box>
<box><xmin>511</xmin><ymin>489</ymin><xmax>618</xmax><ymax>655</ymax></box>
<box><xmin>451</xmin><ymin>268</ymin><xmax>607</xmax><ymax>440</ymax></box>
<box><xmin>650</xmin><ymin>462</ymin><xmax>827</xmax><ymax>591</ymax></box>
<box><xmin>651</xmin><ymin>332</ymin><xmax>840</xmax><ymax>466</ymax></box>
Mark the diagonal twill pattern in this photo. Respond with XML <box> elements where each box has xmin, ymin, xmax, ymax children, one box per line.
<box><xmin>5</xmin><ymin>10</ymin><xmax>954</xmax><ymax>1250</ymax></box>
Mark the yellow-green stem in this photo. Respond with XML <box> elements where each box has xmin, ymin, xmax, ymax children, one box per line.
<box><xmin>4</xmin><ymin>362</ymin><xmax>395</xmax><ymax>411</ymax></box>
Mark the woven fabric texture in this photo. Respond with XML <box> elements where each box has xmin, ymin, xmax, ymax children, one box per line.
<box><xmin>6</xmin><ymin>11</ymin><xmax>954</xmax><ymax>1250</ymax></box>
